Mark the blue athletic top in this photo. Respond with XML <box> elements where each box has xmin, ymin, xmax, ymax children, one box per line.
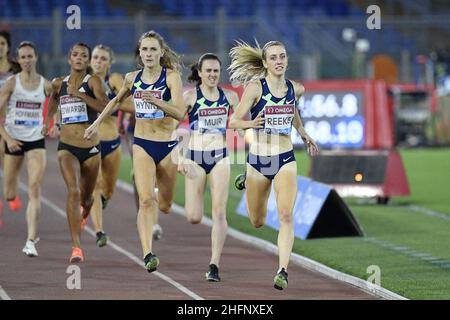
<box><xmin>251</xmin><ymin>78</ymin><xmax>296</xmax><ymax>135</ymax></box>
<box><xmin>188</xmin><ymin>86</ymin><xmax>231</xmax><ymax>134</ymax></box>
<box><xmin>130</xmin><ymin>67</ymin><xmax>171</xmax><ymax>120</ymax></box>
<box><xmin>104</xmin><ymin>74</ymin><xmax>119</xmax><ymax>117</ymax></box>
<box><xmin>59</xmin><ymin>74</ymin><xmax>98</xmax><ymax>125</ymax></box>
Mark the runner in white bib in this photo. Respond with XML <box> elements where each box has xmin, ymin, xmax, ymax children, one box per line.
<box><xmin>263</xmin><ymin>104</ymin><xmax>295</xmax><ymax>134</ymax></box>
<box><xmin>84</xmin><ymin>31</ymin><xmax>185</xmax><ymax>273</ymax></box>
<box><xmin>42</xmin><ymin>43</ymin><xmax>108</xmax><ymax>264</ymax></box>
<box><xmin>181</xmin><ymin>53</ymin><xmax>239</xmax><ymax>282</ymax></box>
<box><xmin>228</xmin><ymin>40</ymin><xmax>319</xmax><ymax>290</ymax></box>
<box><xmin>0</xmin><ymin>41</ymin><xmax>52</xmax><ymax>257</ymax></box>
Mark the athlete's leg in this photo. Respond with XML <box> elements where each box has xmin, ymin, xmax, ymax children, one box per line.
<box><xmin>58</xmin><ymin>151</ymin><xmax>82</xmax><ymax>248</ymax></box>
<box><xmin>3</xmin><ymin>154</ymin><xmax>24</xmax><ymax>201</ymax></box>
<box><xmin>90</xmin><ymin>147</ymin><xmax>121</xmax><ymax>233</ymax></box>
<box><xmin>133</xmin><ymin>144</ymin><xmax>158</xmax><ymax>258</ymax></box>
<box><xmin>101</xmin><ymin>146</ymin><xmax>122</xmax><ymax>201</ymax></box>
<box><xmin>156</xmin><ymin>152</ymin><xmax>178</xmax><ymax>215</ymax></box>
<box><xmin>273</xmin><ymin>161</ymin><xmax>297</xmax><ymax>271</ymax></box>
<box><xmin>245</xmin><ymin>163</ymin><xmax>272</xmax><ymax>228</ymax></box>
<box><xmin>0</xmin><ymin>136</ymin><xmax>6</xmax><ymax>169</ymax></box>
<box><xmin>25</xmin><ymin>149</ymin><xmax>46</xmax><ymax>241</ymax></box>
<box><xmin>80</xmin><ymin>154</ymin><xmax>100</xmax><ymax>222</ymax></box>
<box><xmin>90</xmin><ymin>165</ymin><xmax>103</xmax><ymax>233</ymax></box>
<box><xmin>208</xmin><ymin>157</ymin><xmax>230</xmax><ymax>267</ymax></box>
<box><xmin>127</xmin><ymin>133</ymin><xmax>139</xmax><ymax>212</ymax></box>
<box><xmin>184</xmin><ymin>158</ymin><xmax>207</xmax><ymax>224</ymax></box>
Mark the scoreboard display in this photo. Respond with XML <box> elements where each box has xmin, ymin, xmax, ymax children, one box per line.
<box><xmin>294</xmin><ymin>91</ymin><xmax>365</xmax><ymax>148</ymax></box>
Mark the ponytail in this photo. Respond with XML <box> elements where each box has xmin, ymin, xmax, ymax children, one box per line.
<box><xmin>228</xmin><ymin>40</ymin><xmax>286</xmax><ymax>85</ymax></box>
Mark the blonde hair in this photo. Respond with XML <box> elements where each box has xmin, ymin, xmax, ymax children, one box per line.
<box><xmin>228</xmin><ymin>40</ymin><xmax>285</xmax><ymax>84</ymax></box>
<box><xmin>93</xmin><ymin>44</ymin><xmax>115</xmax><ymax>64</ymax></box>
<box><xmin>137</xmin><ymin>30</ymin><xmax>182</xmax><ymax>73</ymax></box>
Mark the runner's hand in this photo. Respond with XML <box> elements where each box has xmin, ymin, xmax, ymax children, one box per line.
<box><xmin>302</xmin><ymin>135</ymin><xmax>319</xmax><ymax>156</ymax></box>
<box><xmin>177</xmin><ymin>163</ymin><xmax>188</xmax><ymax>176</ymax></box>
<box><xmin>67</xmin><ymin>83</ymin><xmax>80</xmax><ymax>98</ymax></box>
<box><xmin>250</xmin><ymin>110</ymin><xmax>264</xmax><ymax>129</ymax></box>
<box><xmin>6</xmin><ymin>138</ymin><xmax>23</xmax><ymax>153</ymax></box>
<box><xmin>41</xmin><ymin>124</ymin><xmax>50</xmax><ymax>137</ymax></box>
<box><xmin>49</xmin><ymin>124</ymin><xmax>60</xmax><ymax>139</ymax></box>
<box><xmin>84</xmin><ymin>122</ymin><xmax>99</xmax><ymax>140</ymax></box>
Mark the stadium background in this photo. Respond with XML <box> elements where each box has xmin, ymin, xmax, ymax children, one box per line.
<box><xmin>1</xmin><ymin>0</ymin><xmax>450</xmax><ymax>299</ymax></box>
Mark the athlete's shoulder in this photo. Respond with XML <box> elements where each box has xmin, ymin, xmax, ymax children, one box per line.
<box><xmin>124</xmin><ymin>70</ymin><xmax>141</xmax><ymax>84</ymax></box>
<box><xmin>109</xmin><ymin>72</ymin><xmax>123</xmax><ymax>82</ymax></box>
<box><xmin>184</xmin><ymin>86</ymin><xmax>196</xmax><ymax>97</ymax></box>
<box><xmin>1</xmin><ymin>74</ymin><xmax>16</xmax><ymax>93</ymax></box>
<box><xmin>243</xmin><ymin>80</ymin><xmax>263</xmax><ymax>96</ymax></box>
<box><xmin>88</xmin><ymin>73</ymin><xmax>103</xmax><ymax>85</ymax></box>
<box><xmin>223</xmin><ymin>88</ymin><xmax>239</xmax><ymax>105</ymax></box>
<box><xmin>183</xmin><ymin>86</ymin><xmax>196</xmax><ymax>105</ymax></box>
<box><xmin>290</xmin><ymin>79</ymin><xmax>305</xmax><ymax>96</ymax></box>
<box><xmin>41</xmin><ymin>76</ymin><xmax>52</xmax><ymax>96</ymax></box>
<box><xmin>166</xmin><ymin>68</ymin><xmax>182</xmax><ymax>80</ymax></box>
<box><xmin>51</xmin><ymin>76</ymin><xmax>64</xmax><ymax>88</ymax></box>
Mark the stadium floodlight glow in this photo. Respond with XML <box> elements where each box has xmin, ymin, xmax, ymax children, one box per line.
<box><xmin>355</xmin><ymin>39</ymin><xmax>370</xmax><ymax>53</ymax></box>
<box><xmin>342</xmin><ymin>28</ymin><xmax>356</xmax><ymax>42</ymax></box>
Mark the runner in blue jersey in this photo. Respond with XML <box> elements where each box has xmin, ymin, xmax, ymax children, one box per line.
<box><xmin>85</xmin><ymin>31</ymin><xmax>185</xmax><ymax>273</ymax></box>
<box><xmin>180</xmin><ymin>53</ymin><xmax>239</xmax><ymax>282</ymax></box>
<box><xmin>228</xmin><ymin>40</ymin><xmax>319</xmax><ymax>290</ymax></box>
<box><xmin>88</xmin><ymin>44</ymin><xmax>132</xmax><ymax>247</ymax></box>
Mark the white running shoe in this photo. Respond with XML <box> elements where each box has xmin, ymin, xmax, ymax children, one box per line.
<box><xmin>152</xmin><ymin>224</ymin><xmax>163</xmax><ymax>241</ymax></box>
<box><xmin>22</xmin><ymin>238</ymin><xmax>39</xmax><ymax>257</ymax></box>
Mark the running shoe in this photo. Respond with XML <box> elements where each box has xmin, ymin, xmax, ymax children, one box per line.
<box><xmin>101</xmin><ymin>195</ymin><xmax>109</xmax><ymax>210</ymax></box>
<box><xmin>234</xmin><ymin>173</ymin><xmax>246</xmax><ymax>190</ymax></box>
<box><xmin>143</xmin><ymin>252</ymin><xmax>159</xmax><ymax>273</ymax></box>
<box><xmin>273</xmin><ymin>268</ymin><xmax>288</xmax><ymax>290</ymax></box>
<box><xmin>96</xmin><ymin>231</ymin><xmax>108</xmax><ymax>247</ymax></box>
<box><xmin>152</xmin><ymin>224</ymin><xmax>163</xmax><ymax>240</ymax></box>
<box><xmin>205</xmin><ymin>264</ymin><xmax>221</xmax><ymax>282</ymax></box>
<box><xmin>22</xmin><ymin>238</ymin><xmax>39</xmax><ymax>257</ymax></box>
<box><xmin>69</xmin><ymin>247</ymin><xmax>84</xmax><ymax>263</ymax></box>
<box><xmin>8</xmin><ymin>196</ymin><xmax>22</xmax><ymax>211</ymax></box>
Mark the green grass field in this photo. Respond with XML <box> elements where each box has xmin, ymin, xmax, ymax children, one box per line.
<box><xmin>119</xmin><ymin>148</ymin><xmax>450</xmax><ymax>299</ymax></box>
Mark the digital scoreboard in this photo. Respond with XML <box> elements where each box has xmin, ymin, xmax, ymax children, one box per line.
<box><xmin>293</xmin><ymin>91</ymin><xmax>365</xmax><ymax>148</ymax></box>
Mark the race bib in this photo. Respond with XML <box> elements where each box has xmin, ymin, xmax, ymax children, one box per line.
<box><xmin>14</xmin><ymin>101</ymin><xmax>42</xmax><ymax>127</ymax></box>
<box><xmin>198</xmin><ymin>106</ymin><xmax>228</xmax><ymax>133</ymax></box>
<box><xmin>134</xmin><ymin>90</ymin><xmax>165</xmax><ymax>119</ymax></box>
<box><xmin>60</xmin><ymin>95</ymin><xmax>88</xmax><ymax>124</ymax></box>
<box><xmin>264</xmin><ymin>104</ymin><xmax>295</xmax><ymax>135</ymax></box>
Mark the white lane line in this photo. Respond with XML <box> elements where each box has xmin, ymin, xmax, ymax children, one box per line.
<box><xmin>0</xmin><ymin>286</ymin><xmax>12</xmax><ymax>300</ymax></box>
<box><xmin>407</xmin><ymin>205</ymin><xmax>450</xmax><ymax>222</ymax></box>
<box><xmin>117</xmin><ymin>181</ymin><xmax>407</xmax><ymax>300</ymax></box>
<box><xmin>364</xmin><ymin>237</ymin><xmax>450</xmax><ymax>270</ymax></box>
<box><xmin>16</xmin><ymin>180</ymin><xmax>203</xmax><ymax>301</ymax></box>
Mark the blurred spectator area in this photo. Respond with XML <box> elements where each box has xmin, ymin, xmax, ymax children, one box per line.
<box><xmin>1</xmin><ymin>0</ymin><xmax>449</xmax><ymax>81</ymax></box>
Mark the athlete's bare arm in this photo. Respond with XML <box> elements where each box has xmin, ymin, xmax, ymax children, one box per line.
<box><xmin>0</xmin><ymin>76</ymin><xmax>19</xmax><ymax>146</ymax></box>
<box><xmin>229</xmin><ymin>81</ymin><xmax>264</xmax><ymax>130</ymax></box>
<box><xmin>66</xmin><ymin>74</ymin><xmax>108</xmax><ymax>113</ymax></box>
<box><xmin>142</xmin><ymin>69</ymin><xmax>185</xmax><ymax>121</ymax></box>
<box><xmin>84</xmin><ymin>71</ymin><xmax>134</xmax><ymax>139</ymax></box>
<box><xmin>42</xmin><ymin>77</ymin><xmax>63</xmax><ymax>136</ymax></box>
<box><xmin>292</xmin><ymin>81</ymin><xmax>319</xmax><ymax>156</ymax></box>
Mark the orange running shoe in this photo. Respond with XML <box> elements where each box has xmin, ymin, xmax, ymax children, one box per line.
<box><xmin>8</xmin><ymin>196</ymin><xmax>22</xmax><ymax>211</ymax></box>
<box><xmin>80</xmin><ymin>217</ymin><xmax>88</xmax><ymax>231</ymax></box>
<box><xmin>79</xmin><ymin>206</ymin><xmax>88</xmax><ymax>231</ymax></box>
<box><xmin>69</xmin><ymin>247</ymin><xmax>84</xmax><ymax>263</ymax></box>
